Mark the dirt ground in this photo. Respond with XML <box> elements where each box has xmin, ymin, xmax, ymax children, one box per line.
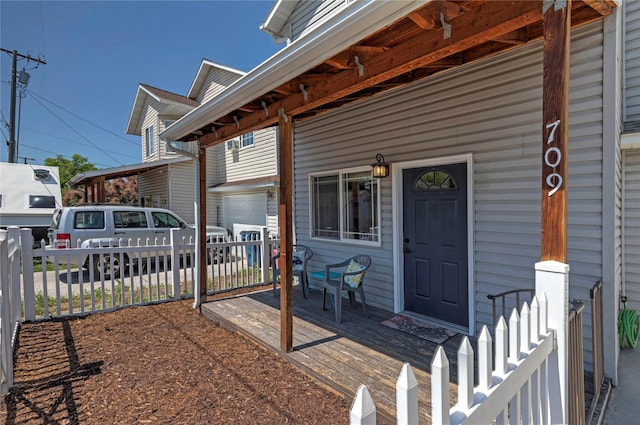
<box><xmin>1</xmin><ymin>286</ymin><xmax>350</xmax><ymax>424</ymax></box>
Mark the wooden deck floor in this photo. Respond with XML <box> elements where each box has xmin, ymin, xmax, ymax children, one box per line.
<box><xmin>201</xmin><ymin>285</ymin><xmax>466</xmax><ymax>423</ymax></box>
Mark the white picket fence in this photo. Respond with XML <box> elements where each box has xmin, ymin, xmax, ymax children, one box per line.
<box><xmin>351</xmin><ymin>293</ymin><xmax>560</xmax><ymax>424</ymax></box>
<box><xmin>4</xmin><ymin>227</ymin><xmax>278</xmax><ymax>321</ymax></box>
<box><xmin>0</xmin><ymin>228</ymin><xmax>22</xmax><ymax>394</ymax></box>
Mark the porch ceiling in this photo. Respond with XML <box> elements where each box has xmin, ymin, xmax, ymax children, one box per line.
<box><xmin>175</xmin><ymin>0</ymin><xmax>615</xmax><ymax>148</ymax></box>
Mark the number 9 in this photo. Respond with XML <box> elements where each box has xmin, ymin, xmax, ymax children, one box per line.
<box><xmin>546</xmin><ymin>173</ymin><xmax>562</xmax><ymax>197</ymax></box>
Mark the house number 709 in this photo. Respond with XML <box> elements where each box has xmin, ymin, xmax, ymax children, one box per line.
<box><xmin>545</xmin><ymin>119</ymin><xmax>562</xmax><ymax>197</ymax></box>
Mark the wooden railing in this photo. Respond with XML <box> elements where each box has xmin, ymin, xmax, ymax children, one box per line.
<box><xmin>587</xmin><ymin>280</ymin><xmax>604</xmax><ymax>424</ymax></box>
<box><xmin>351</xmin><ymin>294</ymin><xmax>558</xmax><ymax>424</ymax></box>
<box><xmin>568</xmin><ymin>300</ymin><xmax>585</xmax><ymax>425</ymax></box>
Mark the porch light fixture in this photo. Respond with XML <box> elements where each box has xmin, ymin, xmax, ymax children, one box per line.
<box><xmin>371</xmin><ymin>154</ymin><xmax>389</xmax><ymax>178</ymax></box>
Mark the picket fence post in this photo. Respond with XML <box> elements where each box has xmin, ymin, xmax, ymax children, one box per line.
<box><xmin>261</xmin><ymin>227</ymin><xmax>270</xmax><ymax>285</ymax></box>
<box><xmin>535</xmin><ymin>260</ymin><xmax>569</xmax><ymax>425</ymax></box>
<box><xmin>431</xmin><ymin>346</ymin><xmax>450</xmax><ymax>425</ymax></box>
<box><xmin>7</xmin><ymin>228</ymin><xmax>21</xmax><ymax>327</ymax></box>
<box><xmin>171</xmin><ymin>228</ymin><xmax>181</xmax><ymax>299</ymax></box>
<box><xmin>350</xmin><ymin>384</ymin><xmax>376</xmax><ymax>424</ymax></box>
<box><xmin>20</xmin><ymin>228</ymin><xmax>36</xmax><ymax>321</ymax></box>
<box><xmin>396</xmin><ymin>363</ymin><xmax>418</xmax><ymax>425</ymax></box>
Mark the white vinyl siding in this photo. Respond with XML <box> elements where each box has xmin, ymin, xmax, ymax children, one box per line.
<box><xmin>625</xmin><ymin>0</ymin><xmax>640</xmax><ymax>123</ymax></box>
<box><xmin>141</xmin><ymin>98</ymin><xmax>159</xmax><ymax>162</ymax></box>
<box><xmin>138</xmin><ymin>168</ymin><xmax>168</xmax><ymax>210</ymax></box>
<box><xmin>288</xmin><ymin>0</ymin><xmax>348</xmax><ymax>42</ymax></box>
<box><xmin>293</xmin><ymin>20</ymin><xmax>604</xmax><ymax>355</ymax></box>
<box><xmin>193</xmin><ymin>68</ymin><xmax>244</xmax><ymax>104</ymax></box>
<box><xmin>624</xmin><ymin>149</ymin><xmax>640</xmax><ymax>312</ymax></box>
<box><xmin>217</xmin><ymin>127</ymin><xmax>278</xmax><ymax>183</ymax></box>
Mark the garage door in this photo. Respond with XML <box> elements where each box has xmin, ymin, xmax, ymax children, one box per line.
<box><xmin>223</xmin><ymin>193</ymin><xmax>267</xmax><ymax>230</ymax></box>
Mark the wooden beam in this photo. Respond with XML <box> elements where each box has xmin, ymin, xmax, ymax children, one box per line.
<box><xmin>541</xmin><ymin>0</ymin><xmax>571</xmax><ymax>263</ymax></box>
<box><xmin>198</xmin><ymin>143</ymin><xmax>207</xmax><ymax>301</ymax></box>
<box><xmin>582</xmin><ymin>0</ymin><xmax>615</xmax><ymax>16</ymax></box>
<box><xmin>199</xmin><ymin>1</ymin><xmax>542</xmax><ymax>148</ymax></box>
<box><xmin>408</xmin><ymin>9</ymin><xmax>438</xmax><ymax>30</ymax></box>
<box><xmin>278</xmin><ymin>113</ymin><xmax>294</xmax><ymax>353</ymax></box>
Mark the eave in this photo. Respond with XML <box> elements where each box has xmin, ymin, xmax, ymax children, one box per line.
<box><xmin>161</xmin><ymin>0</ymin><xmax>616</xmax><ymax>148</ymax></box>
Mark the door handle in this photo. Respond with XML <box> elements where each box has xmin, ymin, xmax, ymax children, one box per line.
<box><xmin>155</xmin><ymin>231</ymin><xmax>165</xmax><ymax>234</ymax></box>
<box><xmin>115</xmin><ymin>231</ymin><xmax>125</xmax><ymax>235</ymax></box>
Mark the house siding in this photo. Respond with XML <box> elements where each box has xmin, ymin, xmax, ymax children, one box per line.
<box><xmin>625</xmin><ymin>0</ymin><xmax>640</xmax><ymax>123</ymax></box>
<box><xmin>138</xmin><ymin>167</ymin><xmax>168</xmax><ymax>208</ymax></box>
<box><xmin>194</xmin><ymin>68</ymin><xmax>244</xmax><ymax>104</ymax></box>
<box><xmin>288</xmin><ymin>0</ymin><xmax>347</xmax><ymax>42</ymax></box>
<box><xmin>141</xmin><ymin>98</ymin><xmax>159</xmax><ymax>163</ymax></box>
<box><xmin>167</xmin><ymin>162</ymin><xmax>196</xmax><ymax>224</ymax></box>
<box><xmin>624</xmin><ymin>149</ymin><xmax>640</xmax><ymax>312</ymax></box>
<box><xmin>217</xmin><ymin>127</ymin><xmax>278</xmax><ymax>183</ymax></box>
<box><xmin>293</xmin><ymin>21</ymin><xmax>604</xmax><ymax>355</ymax></box>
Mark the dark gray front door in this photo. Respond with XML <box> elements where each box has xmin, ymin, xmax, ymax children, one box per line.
<box><xmin>403</xmin><ymin>163</ymin><xmax>468</xmax><ymax>326</ymax></box>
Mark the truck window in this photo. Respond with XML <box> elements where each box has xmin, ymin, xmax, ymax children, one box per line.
<box><xmin>152</xmin><ymin>212</ymin><xmax>182</xmax><ymax>228</ymax></box>
<box><xmin>74</xmin><ymin>211</ymin><xmax>105</xmax><ymax>229</ymax></box>
<box><xmin>29</xmin><ymin>195</ymin><xmax>56</xmax><ymax>208</ymax></box>
<box><xmin>114</xmin><ymin>211</ymin><xmax>148</xmax><ymax>229</ymax></box>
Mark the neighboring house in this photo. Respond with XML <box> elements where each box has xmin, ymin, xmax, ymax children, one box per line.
<box><xmin>70</xmin><ymin>60</ymin><xmax>279</xmax><ymax>236</ymax></box>
<box><xmin>161</xmin><ymin>0</ymin><xmax>626</xmax><ymax>387</ymax></box>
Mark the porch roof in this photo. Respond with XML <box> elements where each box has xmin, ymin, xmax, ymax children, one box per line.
<box><xmin>160</xmin><ymin>0</ymin><xmax>615</xmax><ymax>147</ymax></box>
<box><xmin>68</xmin><ymin>156</ymin><xmax>191</xmax><ymax>187</ymax></box>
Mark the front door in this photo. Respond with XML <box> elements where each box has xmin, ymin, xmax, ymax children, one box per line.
<box><xmin>403</xmin><ymin>163</ymin><xmax>468</xmax><ymax>327</ymax></box>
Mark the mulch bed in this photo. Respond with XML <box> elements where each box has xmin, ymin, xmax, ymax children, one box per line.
<box><xmin>1</xmin><ymin>286</ymin><xmax>350</xmax><ymax>424</ymax></box>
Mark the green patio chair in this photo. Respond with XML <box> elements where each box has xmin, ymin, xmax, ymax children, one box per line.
<box><xmin>322</xmin><ymin>255</ymin><xmax>371</xmax><ymax>323</ymax></box>
<box><xmin>272</xmin><ymin>245</ymin><xmax>313</xmax><ymax>297</ymax></box>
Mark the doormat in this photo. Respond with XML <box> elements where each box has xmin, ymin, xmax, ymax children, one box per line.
<box><xmin>380</xmin><ymin>314</ymin><xmax>458</xmax><ymax>345</ymax></box>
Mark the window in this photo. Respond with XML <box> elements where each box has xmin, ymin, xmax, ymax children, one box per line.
<box><xmin>151</xmin><ymin>211</ymin><xmax>182</xmax><ymax>228</ymax></box>
<box><xmin>240</xmin><ymin>131</ymin><xmax>254</xmax><ymax>148</ymax></box>
<box><xmin>28</xmin><ymin>195</ymin><xmax>56</xmax><ymax>208</ymax></box>
<box><xmin>311</xmin><ymin>169</ymin><xmax>380</xmax><ymax>243</ymax></box>
<box><xmin>113</xmin><ymin>211</ymin><xmax>148</xmax><ymax>229</ymax></box>
<box><xmin>74</xmin><ymin>211</ymin><xmax>105</xmax><ymax>229</ymax></box>
<box><xmin>145</xmin><ymin>125</ymin><xmax>155</xmax><ymax>156</ymax></box>
<box><xmin>414</xmin><ymin>168</ymin><xmax>457</xmax><ymax>191</ymax></box>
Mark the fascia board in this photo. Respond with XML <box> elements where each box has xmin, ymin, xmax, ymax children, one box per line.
<box><xmin>161</xmin><ymin>0</ymin><xmax>430</xmax><ymax>142</ymax></box>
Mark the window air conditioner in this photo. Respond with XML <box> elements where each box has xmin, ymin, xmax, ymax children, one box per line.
<box><xmin>227</xmin><ymin>139</ymin><xmax>239</xmax><ymax>151</ymax></box>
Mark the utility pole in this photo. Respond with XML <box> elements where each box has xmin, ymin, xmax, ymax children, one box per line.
<box><xmin>1</xmin><ymin>48</ymin><xmax>46</xmax><ymax>163</ymax></box>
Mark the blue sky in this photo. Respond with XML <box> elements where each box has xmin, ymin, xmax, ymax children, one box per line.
<box><xmin>0</xmin><ymin>1</ymin><xmax>282</xmax><ymax>168</ymax></box>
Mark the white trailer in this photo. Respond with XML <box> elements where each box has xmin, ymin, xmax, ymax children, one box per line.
<box><xmin>0</xmin><ymin>162</ymin><xmax>62</xmax><ymax>244</ymax></box>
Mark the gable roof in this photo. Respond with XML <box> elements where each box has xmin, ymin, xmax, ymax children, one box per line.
<box><xmin>187</xmin><ymin>59</ymin><xmax>246</xmax><ymax>100</ymax></box>
<box><xmin>125</xmin><ymin>84</ymin><xmax>199</xmax><ymax>136</ymax></box>
<box><xmin>259</xmin><ymin>0</ymin><xmax>300</xmax><ymax>41</ymax></box>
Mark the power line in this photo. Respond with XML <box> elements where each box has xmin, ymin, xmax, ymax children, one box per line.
<box><xmin>27</xmin><ymin>92</ymin><xmax>126</xmax><ymax>166</ymax></box>
<box><xmin>26</xmin><ymin>89</ymin><xmax>140</xmax><ymax>146</ymax></box>
<box><xmin>20</xmin><ymin>125</ymin><xmax>140</xmax><ymax>161</ymax></box>
<box><xmin>18</xmin><ymin>142</ymin><xmax>114</xmax><ymax>168</ymax></box>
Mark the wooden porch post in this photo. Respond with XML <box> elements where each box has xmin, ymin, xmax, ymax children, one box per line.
<box><xmin>278</xmin><ymin>113</ymin><xmax>294</xmax><ymax>352</ymax></box>
<box><xmin>98</xmin><ymin>177</ymin><xmax>106</xmax><ymax>203</ymax></box>
<box><xmin>541</xmin><ymin>0</ymin><xmax>571</xmax><ymax>262</ymax></box>
<box><xmin>198</xmin><ymin>142</ymin><xmax>207</xmax><ymax>302</ymax></box>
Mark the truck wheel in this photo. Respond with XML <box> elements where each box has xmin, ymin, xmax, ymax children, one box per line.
<box><xmin>94</xmin><ymin>253</ymin><xmax>128</xmax><ymax>279</ymax></box>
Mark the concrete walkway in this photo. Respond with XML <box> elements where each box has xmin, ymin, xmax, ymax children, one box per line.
<box><xmin>602</xmin><ymin>345</ymin><xmax>640</xmax><ymax>424</ymax></box>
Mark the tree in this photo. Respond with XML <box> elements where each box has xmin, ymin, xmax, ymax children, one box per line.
<box><xmin>105</xmin><ymin>176</ymin><xmax>138</xmax><ymax>204</ymax></box>
<box><xmin>44</xmin><ymin>153</ymin><xmax>96</xmax><ymax>189</ymax></box>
